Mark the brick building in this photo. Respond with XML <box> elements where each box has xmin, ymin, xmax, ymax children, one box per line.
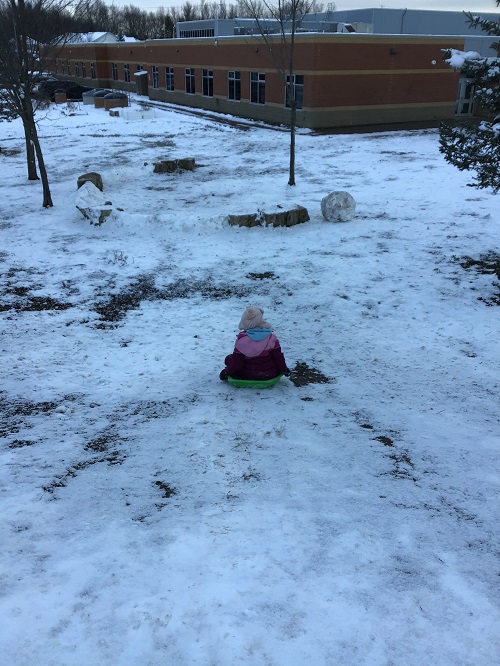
<box><xmin>52</xmin><ymin>30</ymin><xmax>473</xmax><ymax>129</ymax></box>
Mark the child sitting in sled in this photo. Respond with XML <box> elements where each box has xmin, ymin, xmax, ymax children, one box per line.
<box><xmin>219</xmin><ymin>306</ymin><xmax>290</xmax><ymax>382</ymax></box>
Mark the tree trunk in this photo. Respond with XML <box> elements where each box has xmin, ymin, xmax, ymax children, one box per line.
<box><xmin>287</xmin><ymin>15</ymin><xmax>297</xmax><ymax>187</ymax></box>
<box><xmin>24</xmin><ymin>128</ymin><xmax>39</xmax><ymax>180</ymax></box>
<box><xmin>288</xmin><ymin>101</ymin><xmax>296</xmax><ymax>186</ymax></box>
<box><xmin>32</xmin><ymin>127</ymin><xmax>53</xmax><ymax>207</ymax></box>
<box><xmin>21</xmin><ymin>99</ymin><xmax>38</xmax><ymax>180</ymax></box>
<box><xmin>9</xmin><ymin>0</ymin><xmax>52</xmax><ymax>205</ymax></box>
<box><xmin>23</xmin><ymin>89</ymin><xmax>53</xmax><ymax>207</ymax></box>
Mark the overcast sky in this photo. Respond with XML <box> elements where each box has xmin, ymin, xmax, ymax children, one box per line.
<box><xmin>107</xmin><ymin>1</ymin><xmax>499</xmax><ymax>14</ymax></box>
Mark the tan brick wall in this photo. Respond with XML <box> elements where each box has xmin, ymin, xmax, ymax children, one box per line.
<box><xmin>50</xmin><ymin>33</ymin><xmax>465</xmax><ymax>129</ymax></box>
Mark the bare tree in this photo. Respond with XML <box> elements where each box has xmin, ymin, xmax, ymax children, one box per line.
<box><xmin>122</xmin><ymin>5</ymin><xmax>151</xmax><ymax>40</ymax></box>
<box><xmin>0</xmin><ymin>0</ymin><xmax>79</xmax><ymax>207</ymax></box>
<box><xmin>148</xmin><ymin>8</ymin><xmax>175</xmax><ymax>39</ymax></box>
<box><xmin>107</xmin><ymin>4</ymin><xmax>125</xmax><ymax>35</ymax></box>
<box><xmin>75</xmin><ymin>0</ymin><xmax>109</xmax><ymax>32</ymax></box>
<box><xmin>180</xmin><ymin>2</ymin><xmax>198</xmax><ymax>21</ymax></box>
<box><xmin>238</xmin><ymin>0</ymin><xmax>322</xmax><ymax>185</ymax></box>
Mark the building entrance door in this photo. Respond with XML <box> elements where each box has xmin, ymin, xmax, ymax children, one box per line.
<box><xmin>456</xmin><ymin>78</ymin><xmax>475</xmax><ymax>116</ymax></box>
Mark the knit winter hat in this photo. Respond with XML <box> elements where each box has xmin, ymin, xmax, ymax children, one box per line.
<box><xmin>238</xmin><ymin>306</ymin><xmax>271</xmax><ymax>330</ymax></box>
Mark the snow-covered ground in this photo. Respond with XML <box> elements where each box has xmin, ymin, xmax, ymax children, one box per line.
<box><xmin>1</xmin><ymin>98</ymin><xmax>499</xmax><ymax>665</ymax></box>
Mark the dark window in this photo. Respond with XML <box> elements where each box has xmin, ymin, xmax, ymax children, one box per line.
<box><xmin>152</xmin><ymin>65</ymin><xmax>159</xmax><ymax>89</ymax></box>
<box><xmin>250</xmin><ymin>72</ymin><xmax>265</xmax><ymax>104</ymax></box>
<box><xmin>285</xmin><ymin>74</ymin><xmax>304</xmax><ymax>110</ymax></box>
<box><xmin>90</xmin><ymin>62</ymin><xmax>96</xmax><ymax>79</ymax></box>
<box><xmin>202</xmin><ymin>69</ymin><xmax>213</xmax><ymax>97</ymax></box>
<box><xmin>185</xmin><ymin>68</ymin><xmax>195</xmax><ymax>94</ymax></box>
<box><xmin>165</xmin><ymin>67</ymin><xmax>174</xmax><ymax>91</ymax></box>
<box><xmin>112</xmin><ymin>63</ymin><xmax>118</xmax><ymax>81</ymax></box>
<box><xmin>228</xmin><ymin>70</ymin><xmax>241</xmax><ymax>101</ymax></box>
<box><xmin>82</xmin><ymin>62</ymin><xmax>87</xmax><ymax>78</ymax></box>
<box><xmin>124</xmin><ymin>64</ymin><xmax>130</xmax><ymax>83</ymax></box>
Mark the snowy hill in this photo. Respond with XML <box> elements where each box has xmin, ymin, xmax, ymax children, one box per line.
<box><xmin>1</xmin><ymin>99</ymin><xmax>499</xmax><ymax>665</ymax></box>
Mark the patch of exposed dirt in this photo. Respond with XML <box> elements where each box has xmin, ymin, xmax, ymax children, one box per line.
<box><xmin>246</xmin><ymin>272</ymin><xmax>278</xmax><ymax>280</ymax></box>
<box><xmin>454</xmin><ymin>252</ymin><xmax>500</xmax><ymax>306</ymax></box>
<box><xmin>382</xmin><ymin>449</ymin><xmax>417</xmax><ymax>482</ymax></box>
<box><xmin>154</xmin><ymin>480</ymin><xmax>177</xmax><ymax>510</ymax></box>
<box><xmin>42</xmin><ymin>449</ymin><xmax>126</xmax><ymax>494</ymax></box>
<box><xmin>128</xmin><ymin>400</ymin><xmax>175</xmax><ymax>420</ymax></box>
<box><xmin>0</xmin><ymin>295</ymin><xmax>73</xmax><ymax>313</ymax></box>
<box><xmin>1</xmin><ymin>267</ymin><xmax>73</xmax><ymax>313</ymax></box>
<box><xmin>242</xmin><ymin>470</ymin><xmax>261</xmax><ymax>481</ymax></box>
<box><xmin>0</xmin><ymin>396</ymin><xmax>58</xmax><ymax>437</ymax></box>
<box><xmin>289</xmin><ymin>362</ymin><xmax>331</xmax><ymax>387</ymax></box>
<box><xmin>84</xmin><ymin>133</ymin><xmax>121</xmax><ymax>138</ymax></box>
<box><xmin>8</xmin><ymin>439</ymin><xmax>38</xmax><ymax>449</ymax></box>
<box><xmin>0</xmin><ymin>397</ymin><xmax>58</xmax><ymax>417</ymax></box>
<box><xmin>154</xmin><ymin>481</ymin><xmax>176</xmax><ymax>498</ymax></box>
<box><xmin>374</xmin><ymin>435</ymin><xmax>394</xmax><ymax>447</ymax></box>
<box><xmin>94</xmin><ymin>274</ymin><xmax>252</xmax><ymax>325</ymax></box>
<box><xmin>84</xmin><ymin>433</ymin><xmax>118</xmax><ymax>453</ymax></box>
<box><xmin>43</xmin><ymin>429</ymin><xmax>127</xmax><ymax>494</ymax></box>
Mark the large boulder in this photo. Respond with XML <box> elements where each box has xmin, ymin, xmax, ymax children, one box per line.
<box><xmin>77</xmin><ymin>172</ymin><xmax>103</xmax><ymax>192</ymax></box>
<box><xmin>76</xmin><ymin>181</ymin><xmax>112</xmax><ymax>226</ymax></box>
<box><xmin>321</xmin><ymin>191</ymin><xmax>356</xmax><ymax>222</ymax></box>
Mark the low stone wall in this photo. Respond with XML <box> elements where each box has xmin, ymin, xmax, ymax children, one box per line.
<box><xmin>228</xmin><ymin>205</ymin><xmax>310</xmax><ymax>228</ymax></box>
<box><xmin>153</xmin><ymin>158</ymin><xmax>196</xmax><ymax>173</ymax></box>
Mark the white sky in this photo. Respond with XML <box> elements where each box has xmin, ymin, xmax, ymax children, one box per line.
<box><xmin>106</xmin><ymin>1</ymin><xmax>499</xmax><ymax>15</ymax></box>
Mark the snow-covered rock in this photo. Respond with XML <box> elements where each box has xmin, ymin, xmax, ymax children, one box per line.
<box><xmin>77</xmin><ymin>172</ymin><xmax>103</xmax><ymax>191</ymax></box>
<box><xmin>321</xmin><ymin>191</ymin><xmax>356</xmax><ymax>222</ymax></box>
<box><xmin>75</xmin><ymin>181</ymin><xmax>112</xmax><ymax>226</ymax></box>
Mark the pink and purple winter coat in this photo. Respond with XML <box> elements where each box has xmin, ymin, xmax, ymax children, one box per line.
<box><xmin>224</xmin><ymin>327</ymin><xmax>288</xmax><ymax>380</ymax></box>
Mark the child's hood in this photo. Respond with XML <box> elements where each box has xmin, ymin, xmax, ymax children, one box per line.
<box><xmin>235</xmin><ymin>330</ymin><xmax>277</xmax><ymax>358</ymax></box>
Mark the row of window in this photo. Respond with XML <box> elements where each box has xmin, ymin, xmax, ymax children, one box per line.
<box><xmin>178</xmin><ymin>29</ymin><xmax>215</xmax><ymax>38</ymax></box>
<box><xmin>57</xmin><ymin>60</ymin><xmax>145</xmax><ymax>82</ymax></box>
<box><xmin>56</xmin><ymin>59</ymin><xmax>304</xmax><ymax>108</ymax></box>
<box><xmin>114</xmin><ymin>63</ymin><xmax>145</xmax><ymax>82</ymax></box>
<box><xmin>148</xmin><ymin>67</ymin><xmax>303</xmax><ymax>108</ymax></box>
<box><xmin>58</xmin><ymin>60</ymin><xmax>97</xmax><ymax>79</ymax></box>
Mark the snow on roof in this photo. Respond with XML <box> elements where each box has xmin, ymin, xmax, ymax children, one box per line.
<box><xmin>67</xmin><ymin>32</ymin><xmax>118</xmax><ymax>44</ymax></box>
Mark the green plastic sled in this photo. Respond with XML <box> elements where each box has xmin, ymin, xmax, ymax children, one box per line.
<box><xmin>227</xmin><ymin>374</ymin><xmax>283</xmax><ymax>389</ymax></box>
